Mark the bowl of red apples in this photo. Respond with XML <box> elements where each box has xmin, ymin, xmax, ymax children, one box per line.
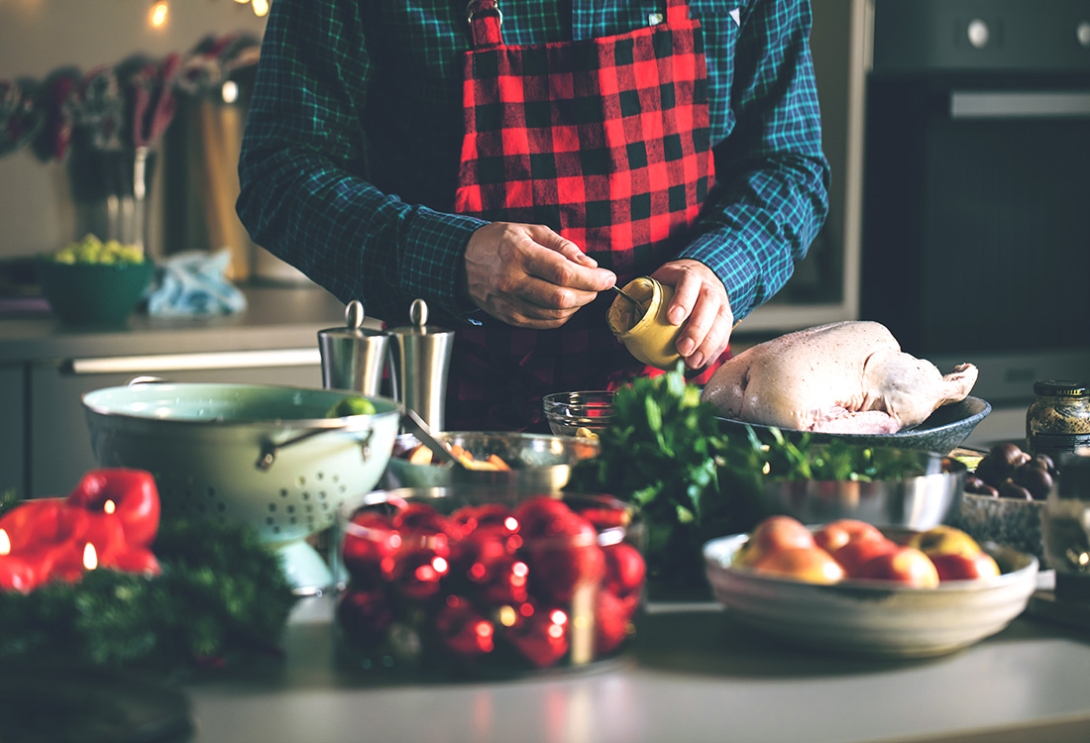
<box><xmin>334</xmin><ymin>487</ymin><xmax>645</xmax><ymax>677</ymax></box>
<box><xmin>703</xmin><ymin>515</ymin><xmax>1038</xmax><ymax>658</ymax></box>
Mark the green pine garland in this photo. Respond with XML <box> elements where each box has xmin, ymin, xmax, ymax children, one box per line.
<box><xmin>0</xmin><ymin>514</ymin><xmax>299</xmax><ymax>673</ymax></box>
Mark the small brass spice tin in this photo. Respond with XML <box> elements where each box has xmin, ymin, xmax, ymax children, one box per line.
<box><xmin>607</xmin><ymin>276</ymin><xmax>681</xmax><ymax>370</ymax></box>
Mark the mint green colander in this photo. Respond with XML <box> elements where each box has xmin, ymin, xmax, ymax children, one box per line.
<box><xmin>82</xmin><ymin>381</ymin><xmax>401</xmax><ymax>594</ymax></box>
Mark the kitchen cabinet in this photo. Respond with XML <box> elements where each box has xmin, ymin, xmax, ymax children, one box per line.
<box><xmin>0</xmin><ymin>365</ymin><xmax>24</xmax><ymax>497</ymax></box>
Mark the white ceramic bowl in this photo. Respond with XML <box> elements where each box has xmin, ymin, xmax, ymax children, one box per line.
<box><xmin>703</xmin><ymin>531</ymin><xmax>1038</xmax><ymax>658</ymax></box>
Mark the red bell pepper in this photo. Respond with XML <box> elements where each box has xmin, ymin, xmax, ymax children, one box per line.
<box><xmin>0</xmin><ymin>468</ymin><xmax>163</xmax><ymax>592</ymax></box>
<box><xmin>67</xmin><ymin>468</ymin><xmax>161</xmax><ymax>547</ymax></box>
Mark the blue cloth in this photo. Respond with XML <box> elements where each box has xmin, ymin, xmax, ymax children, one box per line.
<box><xmin>147</xmin><ymin>249</ymin><xmax>247</xmax><ymax>317</ymax></box>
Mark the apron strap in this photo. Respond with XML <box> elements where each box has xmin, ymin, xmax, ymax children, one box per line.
<box><xmin>467</xmin><ymin>0</ymin><xmax>504</xmax><ymax>48</ymax></box>
<box><xmin>665</xmin><ymin>0</ymin><xmax>693</xmax><ymax>24</ymax></box>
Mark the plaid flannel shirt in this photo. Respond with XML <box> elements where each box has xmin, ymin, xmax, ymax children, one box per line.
<box><xmin>237</xmin><ymin>0</ymin><xmax>830</xmax><ymax>327</ymax></box>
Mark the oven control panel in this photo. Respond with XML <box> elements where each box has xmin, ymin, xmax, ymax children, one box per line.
<box><xmin>872</xmin><ymin>0</ymin><xmax>1090</xmax><ymax>73</ymax></box>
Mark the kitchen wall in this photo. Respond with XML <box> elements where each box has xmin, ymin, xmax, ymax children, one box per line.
<box><xmin>0</xmin><ymin>0</ymin><xmax>268</xmax><ymax>260</ymax></box>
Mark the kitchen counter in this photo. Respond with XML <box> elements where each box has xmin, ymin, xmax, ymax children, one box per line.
<box><xmin>0</xmin><ymin>284</ymin><xmax>350</xmax><ymax>363</ymax></box>
<box><xmin>184</xmin><ymin>593</ymin><xmax>1090</xmax><ymax>743</ymax></box>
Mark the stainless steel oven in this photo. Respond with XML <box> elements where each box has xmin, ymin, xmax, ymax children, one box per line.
<box><xmin>860</xmin><ymin>0</ymin><xmax>1090</xmax><ymax>405</ymax></box>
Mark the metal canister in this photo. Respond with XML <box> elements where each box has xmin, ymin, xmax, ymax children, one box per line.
<box><xmin>318</xmin><ymin>300</ymin><xmax>394</xmax><ymax>398</ymax></box>
<box><xmin>387</xmin><ymin>299</ymin><xmax>455</xmax><ymax>432</ymax></box>
<box><xmin>1026</xmin><ymin>380</ymin><xmax>1090</xmax><ymax>461</ymax></box>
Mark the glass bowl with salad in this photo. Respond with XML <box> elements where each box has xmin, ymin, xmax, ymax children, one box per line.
<box><xmin>36</xmin><ymin>234</ymin><xmax>154</xmax><ymax>325</ymax></box>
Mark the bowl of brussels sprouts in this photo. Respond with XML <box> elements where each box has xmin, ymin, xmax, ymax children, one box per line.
<box><xmin>37</xmin><ymin>234</ymin><xmax>155</xmax><ymax>326</ymax></box>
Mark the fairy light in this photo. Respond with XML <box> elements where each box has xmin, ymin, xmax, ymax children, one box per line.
<box><xmin>0</xmin><ymin>529</ymin><xmax>10</xmax><ymax>556</ymax></box>
<box><xmin>221</xmin><ymin>80</ymin><xmax>239</xmax><ymax>104</ymax></box>
<box><xmin>103</xmin><ymin>499</ymin><xmax>116</xmax><ymax>514</ymax></box>
<box><xmin>83</xmin><ymin>543</ymin><xmax>98</xmax><ymax>571</ymax></box>
<box><xmin>149</xmin><ymin>0</ymin><xmax>168</xmax><ymax>28</ymax></box>
<box><xmin>251</xmin><ymin>0</ymin><xmax>270</xmax><ymax>16</ymax></box>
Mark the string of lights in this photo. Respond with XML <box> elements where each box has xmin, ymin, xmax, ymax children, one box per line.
<box><xmin>149</xmin><ymin>0</ymin><xmax>269</xmax><ymax>29</ymax></box>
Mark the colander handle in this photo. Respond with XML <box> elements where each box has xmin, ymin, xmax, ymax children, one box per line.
<box><xmin>256</xmin><ymin>426</ymin><xmax>374</xmax><ymax>471</ymax></box>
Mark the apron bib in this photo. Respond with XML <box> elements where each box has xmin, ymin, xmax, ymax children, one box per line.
<box><xmin>449</xmin><ymin>0</ymin><xmax>724</xmax><ymax>431</ymax></box>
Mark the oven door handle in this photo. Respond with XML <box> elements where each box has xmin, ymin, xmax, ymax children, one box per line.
<box><xmin>950</xmin><ymin>91</ymin><xmax>1090</xmax><ymax>120</ymax></box>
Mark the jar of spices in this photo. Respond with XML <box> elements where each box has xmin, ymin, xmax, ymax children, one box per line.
<box><xmin>1026</xmin><ymin>380</ymin><xmax>1090</xmax><ymax>461</ymax></box>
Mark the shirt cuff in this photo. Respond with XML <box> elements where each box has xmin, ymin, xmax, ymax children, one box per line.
<box><xmin>400</xmin><ymin>207</ymin><xmax>489</xmax><ymax>324</ymax></box>
<box><xmin>677</xmin><ymin>232</ymin><xmax>759</xmax><ymax>321</ymax></box>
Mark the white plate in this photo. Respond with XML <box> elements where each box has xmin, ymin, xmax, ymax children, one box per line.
<box><xmin>703</xmin><ymin>532</ymin><xmax>1038</xmax><ymax>658</ymax></box>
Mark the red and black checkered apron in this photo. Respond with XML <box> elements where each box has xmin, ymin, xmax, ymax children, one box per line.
<box><xmin>448</xmin><ymin>0</ymin><xmax>726</xmax><ymax>431</ymax></box>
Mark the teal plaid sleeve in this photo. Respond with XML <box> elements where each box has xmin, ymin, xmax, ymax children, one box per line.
<box><xmin>678</xmin><ymin>0</ymin><xmax>830</xmax><ymax>321</ymax></box>
<box><xmin>236</xmin><ymin>0</ymin><xmax>488</xmax><ymax>326</ymax></box>
<box><xmin>237</xmin><ymin>0</ymin><xmax>829</xmax><ymax>326</ymax></box>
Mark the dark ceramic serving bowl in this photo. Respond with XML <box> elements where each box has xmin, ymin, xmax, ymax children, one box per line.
<box><xmin>36</xmin><ymin>257</ymin><xmax>154</xmax><ymax>326</ymax></box>
<box><xmin>715</xmin><ymin>396</ymin><xmax>992</xmax><ymax>455</ymax></box>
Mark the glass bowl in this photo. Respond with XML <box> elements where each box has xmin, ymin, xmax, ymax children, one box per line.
<box><xmin>385</xmin><ymin>431</ymin><xmax>599</xmax><ymax>491</ymax></box>
<box><xmin>333</xmin><ymin>487</ymin><xmax>645</xmax><ymax>678</ymax></box>
<box><xmin>542</xmin><ymin>390</ymin><xmax>615</xmax><ymax>438</ymax></box>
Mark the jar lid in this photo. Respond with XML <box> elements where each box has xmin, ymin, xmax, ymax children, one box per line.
<box><xmin>1034</xmin><ymin>380</ymin><xmax>1088</xmax><ymax>397</ymax></box>
<box><xmin>317</xmin><ymin>299</ymin><xmax>387</xmax><ymax>338</ymax></box>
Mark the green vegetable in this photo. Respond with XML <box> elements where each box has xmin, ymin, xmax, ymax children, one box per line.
<box><xmin>567</xmin><ymin>365</ymin><xmax>733</xmax><ymax>584</ymax></box>
<box><xmin>0</xmin><ymin>516</ymin><xmax>298</xmax><ymax>676</ymax></box>
<box><xmin>50</xmin><ymin>234</ymin><xmax>145</xmax><ymax>265</ymax></box>
<box><xmin>326</xmin><ymin>396</ymin><xmax>376</xmax><ymax>418</ymax></box>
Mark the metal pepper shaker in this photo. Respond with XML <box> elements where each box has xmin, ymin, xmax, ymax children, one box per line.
<box><xmin>387</xmin><ymin>299</ymin><xmax>455</xmax><ymax>431</ymax></box>
<box><xmin>317</xmin><ymin>300</ymin><xmax>395</xmax><ymax>398</ymax></box>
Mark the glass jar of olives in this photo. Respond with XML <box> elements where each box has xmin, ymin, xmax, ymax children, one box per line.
<box><xmin>1025</xmin><ymin>380</ymin><xmax>1090</xmax><ymax>462</ymax></box>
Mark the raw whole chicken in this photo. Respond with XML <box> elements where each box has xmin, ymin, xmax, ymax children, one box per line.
<box><xmin>700</xmin><ymin>321</ymin><xmax>978</xmax><ymax>434</ymax></box>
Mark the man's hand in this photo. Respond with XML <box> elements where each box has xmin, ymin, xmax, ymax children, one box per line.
<box><xmin>651</xmin><ymin>259</ymin><xmax>733</xmax><ymax>370</ymax></box>
<box><xmin>463</xmin><ymin>222</ymin><xmax>616</xmax><ymax>329</ymax></box>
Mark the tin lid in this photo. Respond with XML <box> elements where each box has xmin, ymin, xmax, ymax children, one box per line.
<box><xmin>317</xmin><ymin>300</ymin><xmax>387</xmax><ymax>338</ymax></box>
<box><xmin>387</xmin><ymin>298</ymin><xmax>453</xmax><ymax>336</ymax></box>
<box><xmin>1034</xmin><ymin>380</ymin><xmax>1088</xmax><ymax>397</ymax></box>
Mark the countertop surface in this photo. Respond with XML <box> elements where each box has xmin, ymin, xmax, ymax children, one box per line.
<box><xmin>0</xmin><ymin>285</ymin><xmax>351</xmax><ymax>363</ymax></box>
<box><xmin>183</xmin><ymin>592</ymin><xmax>1090</xmax><ymax>743</ymax></box>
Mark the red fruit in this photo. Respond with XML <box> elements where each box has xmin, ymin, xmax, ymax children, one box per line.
<box><xmin>930</xmin><ymin>551</ymin><xmax>1001</xmax><ymax>582</ymax></box>
<box><xmin>450</xmin><ymin>504</ymin><xmax>514</xmax><ymax>534</ymax></box>
<box><xmin>436</xmin><ymin>597</ymin><xmax>495</xmax><ymax>656</ymax></box>
<box><xmin>337</xmin><ymin>588</ymin><xmax>393</xmax><ymax>646</ymax></box>
<box><xmin>341</xmin><ymin>512</ymin><xmax>402</xmax><ymax>588</ymax></box>
<box><xmin>389</xmin><ymin>546</ymin><xmax>450</xmax><ymax>601</ymax></box>
<box><xmin>506</xmin><ymin>605</ymin><xmax>570</xmax><ymax>668</ymax></box>
<box><xmin>857</xmin><ymin>546</ymin><xmax>940</xmax><ymax>588</ymax></box>
<box><xmin>594</xmin><ymin>590</ymin><xmax>632</xmax><ymax>655</ymax></box>
<box><xmin>602</xmin><ymin>542</ymin><xmax>645</xmax><ymax>598</ymax></box>
<box><xmin>813</xmin><ymin>519</ymin><xmax>885</xmax><ymax>554</ymax></box>
<box><xmin>476</xmin><ymin>556</ymin><xmax>531</xmax><ymax>606</ymax></box>
<box><xmin>393</xmin><ymin>502</ymin><xmax>457</xmax><ymax>545</ymax></box>
<box><xmin>736</xmin><ymin>515</ymin><xmax>815</xmax><ymax>568</ymax></box>
<box><xmin>526</xmin><ymin>519</ymin><xmax>606</xmax><ymax>603</ymax></box>
<box><xmin>450</xmin><ymin>524</ymin><xmax>515</xmax><ymax>586</ymax></box>
<box><xmin>831</xmin><ymin>537</ymin><xmax>898</xmax><ymax>578</ymax></box>
<box><xmin>570</xmin><ymin>504</ymin><xmax>630</xmax><ymax>530</ymax></box>
<box><xmin>513</xmin><ymin>496</ymin><xmax>575</xmax><ymax>537</ymax></box>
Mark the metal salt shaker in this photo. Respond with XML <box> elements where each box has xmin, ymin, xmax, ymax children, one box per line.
<box><xmin>388</xmin><ymin>299</ymin><xmax>455</xmax><ymax>432</ymax></box>
<box><xmin>317</xmin><ymin>300</ymin><xmax>395</xmax><ymax>398</ymax></box>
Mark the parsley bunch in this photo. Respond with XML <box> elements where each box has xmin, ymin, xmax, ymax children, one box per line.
<box><xmin>568</xmin><ymin>366</ymin><xmax>733</xmax><ymax>584</ymax></box>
